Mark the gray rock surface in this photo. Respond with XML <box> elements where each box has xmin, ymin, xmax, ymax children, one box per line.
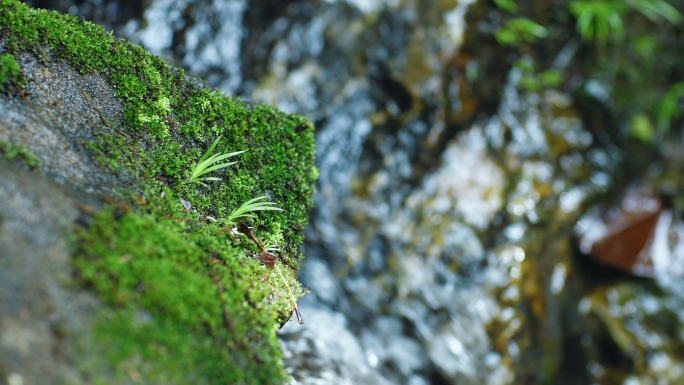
<box><xmin>0</xmin><ymin>51</ymin><xmax>128</xmax><ymax>193</ymax></box>
<box><xmin>0</xmin><ymin>45</ymin><xmax>125</xmax><ymax>383</ymax></box>
<box><xmin>0</xmin><ymin>162</ymin><xmax>103</xmax><ymax>385</ymax></box>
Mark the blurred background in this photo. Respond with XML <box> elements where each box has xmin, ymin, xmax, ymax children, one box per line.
<box><xmin>21</xmin><ymin>0</ymin><xmax>684</xmax><ymax>384</ymax></box>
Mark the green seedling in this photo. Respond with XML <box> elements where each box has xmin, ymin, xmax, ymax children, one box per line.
<box><xmin>227</xmin><ymin>196</ymin><xmax>284</xmax><ymax>223</ymax></box>
<box><xmin>188</xmin><ymin>136</ymin><xmax>246</xmax><ymax>186</ymax></box>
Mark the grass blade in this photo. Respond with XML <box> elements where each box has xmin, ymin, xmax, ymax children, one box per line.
<box><xmin>188</xmin><ymin>136</ymin><xmax>246</xmax><ymax>185</ymax></box>
<box><xmin>228</xmin><ymin>196</ymin><xmax>284</xmax><ymax>222</ymax></box>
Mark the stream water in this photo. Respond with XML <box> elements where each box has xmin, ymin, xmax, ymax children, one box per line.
<box><xmin>25</xmin><ymin>0</ymin><xmax>684</xmax><ymax>384</ymax></box>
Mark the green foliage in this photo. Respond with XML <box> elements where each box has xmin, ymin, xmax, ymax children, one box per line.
<box><xmin>628</xmin><ymin>0</ymin><xmax>682</xmax><ymax>23</ymax></box>
<box><xmin>494</xmin><ymin>0</ymin><xmax>683</xmax><ymax>144</ymax></box>
<box><xmin>495</xmin><ymin>17</ymin><xmax>548</xmax><ymax>45</ymax></box>
<box><xmin>512</xmin><ymin>57</ymin><xmax>561</xmax><ymax>92</ymax></box>
<box><xmin>570</xmin><ymin>0</ymin><xmax>681</xmax><ymax>43</ymax></box>
<box><xmin>570</xmin><ymin>0</ymin><xmax>626</xmax><ymax>43</ymax></box>
<box><xmin>632</xmin><ymin>35</ymin><xmax>657</xmax><ymax>57</ymax></box>
<box><xmin>628</xmin><ymin>114</ymin><xmax>654</xmax><ymax>143</ymax></box>
<box><xmin>592</xmin><ymin>0</ymin><xmax>684</xmax><ymax>137</ymax></box>
<box><xmin>189</xmin><ymin>135</ymin><xmax>246</xmax><ymax>186</ymax></box>
<box><xmin>227</xmin><ymin>196</ymin><xmax>285</xmax><ymax>224</ymax></box>
<box><xmin>493</xmin><ymin>0</ymin><xmax>518</xmax><ymax>12</ymax></box>
<box><xmin>657</xmin><ymin>82</ymin><xmax>684</xmax><ymax>131</ymax></box>
<box><xmin>539</xmin><ymin>70</ymin><xmax>563</xmax><ymax>87</ymax></box>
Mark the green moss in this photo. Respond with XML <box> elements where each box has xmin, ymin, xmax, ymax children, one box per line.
<box><xmin>0</xmin><ymin>2</ymin><xmax>316</xmax><ymax>259</ymax></box>
<box><xmin>0</xmin><ymin>52</ymin><xmax>24</xmax><ymax>93</ymax></box>
<box><xmin>0</xmin><ymin>0</ymin><xmax>316</xmax><ymax>383</ymax></box>
<box><xmin>0</xmin><ymin>140</ymin><xmax>37</xmax><ymax>168</ymax></box>
<box><xmin>88</xmin><ymin>310</ymin><xmax>233</xmax><ymax>385</ymax></box>
<box><xmin>75</xmin><ymin>208</ymin><xmax>290</xmax><ymax>383</ymax></box>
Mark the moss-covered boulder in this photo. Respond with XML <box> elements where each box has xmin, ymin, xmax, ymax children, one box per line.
<box><xmin>0</xmin><ymin>0</ymin><xmax>316</xmax><ymax>383</ymax></box>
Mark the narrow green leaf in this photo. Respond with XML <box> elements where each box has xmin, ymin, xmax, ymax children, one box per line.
<box><xmin>607</xmin><ymin>11</ymin><xmax>624</xmax><ymax>42</ymax></box>
<box><xmin>576</xmin><ymin>12</ymin><xmax>594</xmax><ymax>40</ymax></box>
<box><xmin>197</xmin><ymin>161</ymin><xmax>239</xmax><ymax>176</ymax></box>
<box><xmin>187</xmin><ymin>135</ymin><xmax>246</xmax><ymax>185</ymax></box>
<box><xmin>494</xmin><ymin>0</ymin><xmax>518</xmax><ymax>12</ymax></box>
<box><xmin>630</xmin><ymin>0</ymin><xmax>682</xmax><ymax>24</ymax></box>
<box><xmin>227</xmin><ymin>196</ymin><xmax>284</xmax><ymax>223</ymax></box>
<box><xmin>197</xmin><ymin>136</ymin><xmax>222</xmax><ymax>166</ymax></box>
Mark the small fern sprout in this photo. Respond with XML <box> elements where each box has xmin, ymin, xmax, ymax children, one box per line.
<box><xmin>189</xmin><ymin>136</ymin><xmax>246</xmax><ymax>186</ymax></box>
<box><xmin>227</xmin><ymin>196</ymin><xmax>284</xmax><ymax>223</ymax></box>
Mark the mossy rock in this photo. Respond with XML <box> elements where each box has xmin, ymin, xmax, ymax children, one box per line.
<box><xmin>0</xmin><ymin>0</ymin><xmax>316</xmax><ymax>384</ymax></box>
<box><xmin>0</xmin><ymin>52</ymin><xmax>24</xmax><ymax>93</ymax></box>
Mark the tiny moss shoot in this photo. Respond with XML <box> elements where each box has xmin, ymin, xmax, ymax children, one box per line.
<box><xmin>0</xmin><ymin>52</ymin><xmax>25</xmax><ymax>94</ymax></box>
<box><xmin>0</xmin><ymin>140</ymin><xmax>38</xmax><ymax>169</ymax></box>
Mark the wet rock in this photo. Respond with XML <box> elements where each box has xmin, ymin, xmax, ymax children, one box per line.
<box><xmin>297</xmin><ymin>257</ymin><xmax>341</xmax><ymax>307</ymax></box>
<box><xmin>27</xmin><ymin>0</ymin><xmax>684</xmax><ymax>384</ymax></box>
<box><xmin>278</xmin><ymin>304</ymin><xmax>392</xmax><ymax>385</ymax></box>
<box><xmin>574</xmin><ymin>283</ymin><xmax>684</xmax><ymax>384</ymax></box>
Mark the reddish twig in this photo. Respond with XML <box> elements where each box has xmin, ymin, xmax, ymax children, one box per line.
<box><xmin>13</xmin><ymin>83</ymin><xmax>26</xmax><ymax>100</ymax></box>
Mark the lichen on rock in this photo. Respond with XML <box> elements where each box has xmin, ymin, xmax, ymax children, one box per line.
<box><xmin>0</xmin><ymin>0</ymin><xmax>316</xmax><ymax>383</ymax></box>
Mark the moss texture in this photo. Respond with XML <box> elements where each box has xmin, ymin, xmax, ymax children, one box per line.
<box><xmin>0</xmin><ymin>140</ymin><xmax>37</xmax><ymax>168</ymax></box>
<box><xmin>0</xmin><ymin>52</ymin><xmax>23</xmax><ymax>93</ymax></box>
<box><xmin>0</xmin><ymin>0</ymin><xmax>316</xmax><ymax>383</ymax></box>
